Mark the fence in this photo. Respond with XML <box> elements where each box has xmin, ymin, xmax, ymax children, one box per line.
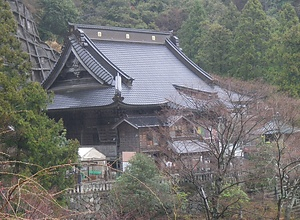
<box><xmin>68</xmin><ymin>180</ymin><xmax>115</xmax><ymax>194</ymax></box>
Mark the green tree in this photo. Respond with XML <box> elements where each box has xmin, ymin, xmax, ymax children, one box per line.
<box><xmin>178</xmin><ymin>0</ymin><xmax>208</xmax><ymax>60</ymax></box>
<box><xmin>265</xmin><ymin>3</ymin><xmax>299</xmax><ymax>92</ymax></box>
<box><xmin>0</xmin><ymin>0</ymin><xmax>29</xmax><ymax>73</ymax></box>
<box><xmin>201</xmin><ymin>0</ymin><xmax>229</xmax><ymax>24</ymax></box>
<box><xmin>111</xmin><ymin>153</ymin><xmax>175</xmax><ymax>218</ymax></box>
<box><xmin>231</xmin><ymin>0</ymin><xmax>271</xmax><ymax>80</ymax></box>
<box><xmin>219</xmin><ymin>1</ymin><xmax>240</xmax><ymax>32</ymax></box>
<box><xmin>0</xmin><ymin>73</ymin><xmax>78</xmax><ymax>191</ymax></box>
<box><xmin>78</xmin><ymin>0</ymin><xmax>148</xmax><ymax>29</ymax></box>
<box><xmin>0</xmin><ymin>0</ymin><xmax>78</xmax><ymax>191</ymax></box>
<box><xmin>196</xmin><ymin>23</ymin><xmax>233</xmax><ymax>75</ymax></box>
<box><xmin>278</xmin><ymin>24</ymin><xmax>300</xmax><ymax>97</ymax></box>
<box><xmin>38</xmin><ymin>0</ymin><xmax>79</xmax><ymax>41</ymax></box>
<box><xmin>220</xmin><ymin>184</ymin><xmax>250</xmax><ymax>219</ymax></box>
<box><xmin>178</xmin><ymin>0</ymin><xmax>237</xmax><ymax>74</ymax></box>
<box><xmin>277</xmin><ymin>3</ymin><xmax>299</xmax><ymax>33</ymax></box>
<box><xmin>155</xmin><ymin>7</ymin><xmax>188</xmax><ymax>32</ymax></box>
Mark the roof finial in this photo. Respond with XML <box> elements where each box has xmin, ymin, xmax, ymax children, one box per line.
<box><xmin>115</xmin><ymin>72</ymin><xmax>122</xmax><ymax>93</ymax></box>
<box><xmin>113</xmin><ymin>72</ymin><xmax>124</xmax><ymax>102</ymax></box>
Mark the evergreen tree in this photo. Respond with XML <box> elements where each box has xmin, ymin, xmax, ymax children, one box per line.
<box><xmin>201</xmin><ymin>0</ymin><xmax>229</xmax><ymax>24</ymax></box>
<box><xmin>38</xmin><ymin>0</ymin><xmax>79</xmax><ymax>41</ymax></box>
<box><xmin>178</xmin><ymin>0</ymin><xmax>237</xmax><ymax>74</ymax></box>
<box><xmin>278</xmin><ymin>24</ymin><xmax>300</xmax><ymax>97</ymax></box>
<box><xmin>220</xmin><ymin>1</ymin><xmax>241</xmax><ymax>32</ymax></box>
<box><xmin>265</xmin><ymin>3</ymin><xmax>299</xmax><ymax>90</ymax></box>
<box><xmin>0</xmin><ymin>0</ymin><xmax>78</xmax><ymax>190</ymax></box>
<box><xmin>78</xmin><ymin>0</ymin><xmax>148</xmax><ymax>29</ymax></box>
<box><xmin>178</xmin><ymin>0</ymin><xmax>208</xmax><ymax>60</ymax></box>
<box><xmin>111</xmin><ymin>153</ymin><xmax>175</xmax><ymax>218</ymax></box>
<box><xmin>0</xmin><ymin>0</ymin><xmax>29</xmax><ymax>74</ymax></box>
<box><xmin>196</xmin><ymin>23</ymin><xmax>233</xmax><ymax>75</ymax></box>
<box><xmin>277</xmin><ymin>2</ymin><xmax>299</xmax><ymax>33</ymax></box>
<box><xmin>231</xmin><ymin>0</ymin><xmax>271</xmax><ymax>80</ymax></box>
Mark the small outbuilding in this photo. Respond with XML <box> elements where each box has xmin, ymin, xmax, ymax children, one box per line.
<box><xmin>78</xmin><ymin>147</ymin><xmax>107</xmax><ymax>181</ymax></box>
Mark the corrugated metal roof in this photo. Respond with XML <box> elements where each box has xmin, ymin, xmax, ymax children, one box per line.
<box><xmin>256</xmin><ymin>120</ymin><xmax>300</xmax><ymax>135</ymax></box>
<box><xmin>170</xmin><ymin>140</ymin><xmax>209</xmax><ymax>154</ymax></box>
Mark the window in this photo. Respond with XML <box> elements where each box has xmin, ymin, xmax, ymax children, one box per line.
<box><xmin>140</xmin><ymin>133</ymin><xmax>154</xmax><ymax>147</ymax></box>
<box><xmin>174</xmin><ymin>126</ymin><xmax>182</xmax><ymax>137</ymax></box>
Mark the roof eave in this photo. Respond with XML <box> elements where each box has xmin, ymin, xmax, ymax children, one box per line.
<box><xmin>165</xmin><ymin>38</ymin><xmax>213</xmax><ymax>84</ymax></box>
<box><xmin>42</xmin><ymin>41</ymin><xmax>72</xmax><ymax>90</ymax></box>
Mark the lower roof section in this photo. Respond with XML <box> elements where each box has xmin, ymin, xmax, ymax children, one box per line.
<box><xmin>47</xmin><ymin>87</ymin><xmax>116</xmax><ymax>110</ymax></box>
<box><xmin>170</xmin><ymin>140</ymin><xmax>209</xmax><ymax>154</ymax></box>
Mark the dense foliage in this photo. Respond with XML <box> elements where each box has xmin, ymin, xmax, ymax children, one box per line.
<box><xmin>111</xmin><ymin>153</ymin><xmax>176</xmax><ymax>218</ymax></box>
<box><xmin>0</xmin><ymin>0</ymin><xmax>78</xmax><ymax>191</ymax></box>
<box><xmin>22</xmin><ymin>0</ymin><xmax>300</xmax><ymax>96</ymax></box>
<box><xmin>178</xmin><ymin>0</ymin><xmax>300</xmax><ymax>96</ymax></box>
<box><xmin>38</xmin><ymin>0</ymin><xmax>79</xmax><ymax>42</ymax></box>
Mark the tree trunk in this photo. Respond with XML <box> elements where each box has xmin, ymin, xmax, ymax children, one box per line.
<box><xmin>284</xmin><ymin>205</ymin><xmax>292</xmax><ymax>220</ymax></box>
<box><xmin>200</xmin><ymin>186</ymin><xmax>211</xmax><ymax>220</ymax></box>
<box><xmin>284</xmin><ymin>197</ymin><xmax>295</xmax><ymax>220</ymax></box>
<box><xmin>276</xmin><ymin>198</ymin><xmax>282</xmax><ymax>220</ymax></box>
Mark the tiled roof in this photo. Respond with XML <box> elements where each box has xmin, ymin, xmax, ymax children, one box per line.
<box><xmin>92</xmin><ymin>40</ymin><xmax>215</xmax><ymax>106</ymax></box>
<box><xmin>42</xmin><ymin>41</ymin><xmax>72</xmax><ymax>90</ymax></box>
<box><xmin>47</xmin><ymin>87</ymin><xmax>115</xmax><ymax>110</ymax></box>
<box><xmin>70</xmin><ymin>23</ymin><xmax>169</xmax><ymax>35</ymax></box>
<box><xmin>112</xmin><ymin>116</ymin><xmax>162</xmax><ymax>129</ymax></box>
<box><xmin>46</xmin><ymin>25</ymin><xmax>217</xmax><ymax>110</ymax></box>
<box><xmin>256</xmin><ymin>120</ymin><xmax>300</xmax><ymax>135</ymax></box>
<box><xmin>42</xmin><ymin>34</ymin><xmax>114</xmax><ymax>90</ymax></box>
<box><xmin>70</xmin><ymin>36</ymin><xmax>113</xmax><ymax>85</ymax></box>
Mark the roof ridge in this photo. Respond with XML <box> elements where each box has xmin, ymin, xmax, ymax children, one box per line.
<box><xmin>69</xmin><ymin>35</ymin><xmax>114</xmax><ymax>85</ymax></box>
<box><xmin>76</xmin><ymin>30</ymin><xmax>134</xmax><ymax>86</ymax></box>
<box><xmin>69</xmin><ymin>23</ymin><xmax>171</xmax><ymax>35</ymax></box>
<box><xmin>42</xmin><ymin>40</ymin><xmax>72</xmax><ymax>89</ymax></box>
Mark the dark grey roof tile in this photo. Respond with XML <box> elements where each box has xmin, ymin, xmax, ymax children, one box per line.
<box><xmin>92</xmin><ymin>41</ymin><xmax>215</xmax><ymax>106</ymax></box>
<box><xmin>47</xmin><ymin>87</ymin><xmax>115</xmax><ymax>110</ymax></box>
<box><xmin>70</xmin><ymin>37</ymin><xmax>113</xmax><ymax>85</ymax></box>
<box><xmin>48</xmin><ymin>26</ymin><xmax>218</xmax><ymax>110</ymax></box>
<box><xmin>113</xmin><ymin>116</ymin><xmax>162</xmax><ymax>129</ymax></box>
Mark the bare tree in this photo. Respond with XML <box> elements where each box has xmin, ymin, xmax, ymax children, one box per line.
<box><xmin>158</xmin><ymin>78</ymin><xmax>278</xmax><ymax>219</ymax></box>
<box><xmin>255</xmin><ymin>94</ymin><xmax>300</xmax><ymax>220</ymax></box>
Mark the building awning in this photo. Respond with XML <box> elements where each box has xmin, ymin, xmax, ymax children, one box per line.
<box><xmin>78</xmin><ymin>147</ymin><xmax>106</xmax><ymax>161</ymax></box>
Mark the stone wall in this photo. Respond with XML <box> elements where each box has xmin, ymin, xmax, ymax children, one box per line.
<box><xmin>67</xmin><ymin>191</ymin><xmax>111</xmax><ymax>220</ymax></box>
<box><xmin>66</xmin><ymin>181</ymin><xmax>115</xmax><ymax>219</ymax></box>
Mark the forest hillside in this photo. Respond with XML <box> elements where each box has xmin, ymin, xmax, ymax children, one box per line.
<box><xmin>23</xmin><ymin>0</ymin><xmax>300</xmax><ymax>97</ymax></box>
